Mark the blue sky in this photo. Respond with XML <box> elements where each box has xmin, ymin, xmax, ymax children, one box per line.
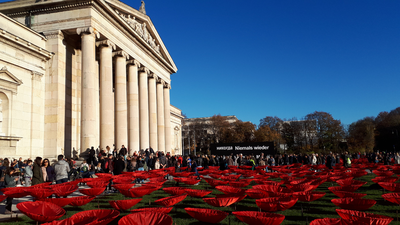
<box><xmin>3</xmin><ymin>0</ymin><xmax>399</xmax><ymax>126</ymax></box>
<box><xmin>137</xmin><ymin>0</ymin><xmax>399</xmax><ymax>126</ymax></box>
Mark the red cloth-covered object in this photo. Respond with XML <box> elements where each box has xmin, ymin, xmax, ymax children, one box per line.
<box><xmin>112</xmin><ymin>184</ymin><xmax>135</xmax><ymax>192</ymax></box>
<box><xmin>373</xmin><ymin>170</ymin><xmax>394</xmax><ymax>177</ymax></box>
<box><xmin>256</xmin><ymin>197</ymin><xmax>298</xmax><ymax>212</ymax></box>
<box><xmin>16</xmin><ymin>201</ymin><xmax>65</xmax><ymax>223</ymax></box>
<box><xmin>184</xmin><ymin>188</ymin><xmax>212</xmax><ymax>198</ymax></box>
<box><xmin>229</xmin><ymin>180</ymin><xmax>251</xmax><ymax>188</ymax></box>
<box><xmin>215</xmin><ymin>194</ymin><xmax>247</xmax><ymax>202</ymax></box>
<box><xmin>309</xmin><ymin>218</ymin><xmax>348</xmax><ymax>225</ymax></box>
<box><xmin>328</xmin><ymin>186</ymin><xmax>360</xmax><ymax>193</ymax></box>
<box><xmin>185</xmin><ymin>208</ymin><xmax>228</xmax><ymax>224</ymax></box>
<box><xmin>203</xmin><ymin>196</ymin><xmax>240</xmax><ymax>207</ymax></box>
<box><xmin>181</xmin><ymin>178</ymin><xmax>201</xmax><ymax>185</ymax></box>
<box><xmin>130</xmin><ymin>207</ymin><xmax>173</xmax><ymax>214</ymax></box>
<box><xmin>68</xmin><ymin>196</ymin><xmax>95</xmax><ymax>206</ymax></box>
<box><xmin>25</xmin><ymin>188</ymin><xmax>55</xmax><ymax>199</ymax></box>
<box><xmin>154</xmin><ymin>194</ymin><xmax>187</xmax><ymax>207</ymax></box>
<box><xmin>129</xmin><ymin>187</ymin><xmax>154</xmax><ymax>197</ymax></box>
<box><xmin>293</xmin><ymin>191</ymin><xmax>326</xmax><ymax>202</ymax></box>
<box><xmin>3</xmin><ymin>188</ymin><xmax>29</xmax><ymax>198</ymax></box>
<box><xmin>382</xmin><ymin>193</ymin><xmax>400</xmax><ymax>205</ymax></box>
<box><xmin>253</xmin><ymin>185</ymin><xmax>283</xmax><ymax>192</ymax></box>
<box><xmin>378</xmin><ymin>182</ymin><xmax>400</xmax><ymax>192</ymax></box>
<box><xmin>215</xmin><ymin>186</ymin><xmax>246</xmax><ymax>195</ymax></box>
<box><xmin>372</xmin><ymin>176</ymin><xmax>398</xmax><ymax>183</ymax></box>
<box><xmin>232</xmin><ymin>211</ymin><xmax>285</xmax><ymax>225</ymax></box>
<box><xmin>245</xmin><ymin>189</ymin><xmax>271</xmax><ymax>199</ymax></box>
<box><xmin>79</xmin><ymin>187</ymin><xmax>105</xmax><ymax>197</ymax></box>
<box><xmin>109</xmin><ymin>198</ymin><xmax>142</xmax><ymax>211</ymax></box>
<box><xmin>204</xmin><ymin>178</ymin><xmax>229</xmax><ymax>187</ymax></box>
<box><xmin>119</xmin><ymin>211</ymin><xmax>172</xmax><ymax>225</ymax></box>
<box><xmin>0</xmin><ymin>195</ymin><xmax>6</xmax><ymax>202</ymax></box>
<box><xmin>331</xmin><ymin>198</ymin><xmax>376</xmax><ymax>211</ymax></box>
<box><xmin>41</xmin><ymin>197</ymin><xmax>76</xmax><ymax>207</ymax></box>
<box><xmin>71</xmin><ymin>209</ymin><xmax>120</xmax><ymax>225</ymax></box>
<box><xmin>53</xmin><ymin>185</ymin><xmax>78</xmax><ymax>197</ymax></box>
<box><xmin>86</xmin><ymin>181</ymin><xmax>109</xmax><ymax>188</ymax></box>
<box><xmin>331</xmin><ymin>191</ymin><xmax>367</xmax><ymax>199</ymax></box>
<box><xmin>95</xmin><ymin>173</ymin><xmax>112</xmax><ymax>179</ymax></box>
<box><xmin>163</xmin><ymin>187</ymin><xmax>187</xmax><ymax>196</ymax></box>
<box><xmin>336</xmin><ymin>179</ymin><xmax>367</xmax><ymax>187</ymax></box>
<box><xmin>336</xmin><ymin>209</ymin><xmax>393</xmax><ymax>225</ymax></box>
<box><xmin>286</xmin><ymin>184</ymin><xmax>318</xmax><ymax>192</ymax></box>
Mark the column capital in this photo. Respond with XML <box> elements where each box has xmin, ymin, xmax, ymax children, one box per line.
<box><xmin>138</xmin><ymin>66</ymin><xmax>150</xmax><ymax>74</ymax></box>
<box><xmin>148</xmin><ymin>72</ymin><xmax>158</xmax><ymax>80</ymax></box>
<box><xmin>43</xmin><ymin>30</ymin><xmax>64</xmax><ymax>40</ymax></box>
<box><xmin>76</xmin><ymin>27</ymin><xmax>100</xmax><ymax>39</ymax></box>
<box><xmin>127</xmin><ymin>59</ymin><xmax>141</xmax><ymax>67</ymax></box>
<box><xmin>112</xmin><ymin>50</ymin><xmax>129</xmax><ymax>59</ymax></box>
<box><xmin>96</xmin><ymin>40</ymin><xmax>116</xmax><ymax>50</ymax></box>
<box><xmin>164</xmin><ymin>83</ymin><xmax>171</xmax><ymax>89</ymax></box>
<box><xmin>157</xmin><ymin>78</ymin><xmax>166</xmax><ymax>86</ymax></box>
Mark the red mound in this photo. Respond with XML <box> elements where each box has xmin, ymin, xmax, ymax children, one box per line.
<box><xmin>331</xmin><ymin>191</ymin><xmax>367</xmax><ymax>199</ymax></box>
<box><xmin>293</xmin><ymin>191</ymin><xmax>326</xmax><ymax>202</ymax></box>
<box><xmin>309</xmin><ymin>218</ymin><xmax>347</xmax><ymax>225</ymax></box>
<box><xmin>331</xmin><ymin>198</ymin><xmax>376</xmax><ymax>211</ymax></box>
<box><xmin>336</xmin><ymin>209</ymin><xmax>393</xmax><ymax>225</ymax></box>
<box><xmin>71</xmin><ymin>209</ymin><xmax>120</xmax><ymax>225</ymax></box>
<box><xmin>25</xmin><ymin>188</ymin><xmax>54</xmax><ymax>199</ymax></box>
<box><xmin>286</xmin><ymin>184</ymin><xmax>318</xmax><ymax>192</ymax></box>
<box><xmin>203</xmin><ymin>178</ymin><xmax>229</xmax><ymax>187</ymax></box>
<box><xmin>203</xmin><ymin>196</ymin><xmax>240</xmax><ymax>207</ymax></box>
<box><xmin>215</xmin><ymin>186</ymin><xmax>246</xmax><ymax>195</ymax></box>
<box><xmin>41</xmin><ymin>198</ymin><xmax>75</xmax><ymax>207</ymax></box>
<box><xmin>79</xmin><ymin>187</ymin><xmax>105</xmax><ymax>197</ymax></box>
<box><xmin>378</xmin><ymin>182</ymin><xmax>400</xmax><ymax>192</ymax></box>
<box><xmin>245</xmin><ymin>189</ymin><xmax>270</xmax><ymax>199</ymax></box>
<box><xmin>253</xmin><ymin>185</ymin><xmax>283</xmax><ymax>192</ymax></box>
<box><xmin>53</xmin><ymin>185</ymin><xmax>78</xmax><ymax>197</ymax></box>
<box><xmin>3</xmin><ymin>188</ymin><xmax>29</xmax><ymax>198</ymax></box>
<box><xmin>185</xmin><ymin>208</ymin><xmax>228</xmax><ymax>224</ymax></box>
<box><xmin>119</xmin><ymin>211</ymin><xmax>172</xmax><ymax>225</ymax></box>
<box><xmin>382</xmin><ymin>193</ymin><xmax>400</xmax><ymax>205</ymax></box>
<box><xmin>130</xmin><ymin>207</ymin><xmax>173</xmax><ymax>214</ymax></box>
<box><xmin>68</xmin><ymin>196</ymin><xmax>95</xmax><ymax>206</ymax></box>
<box><xmin>112</xmin><ymin>184</ymin><xmax>135</xmax><ymax>192</ymax></box>
<box><xmin>17</xmin><ymin>201</ymin><xmax>65</xmax><ymax>223</ymax></box>
<box><xmin>232</xmin><ymin>211</ymin><xmax>285</xmax><ymax>225</ymax></box>
<box><xmin>328</xmin><ymin>186</ymin><xmax>360</xmax><ymax>193</ymax></box>
<box><xmin>109</xmin><ymin>198</ymin><xmax>142</xmax><ymax>211</ymax></box>
<box><xmin>373</xmin><ymin>170</ymin><xmax>394</xmax><ymax>177</ymax></box>
<box><xmin>336</xmin><ymin>180</ymin><xmax>367</xmax><ymax>187</ymax></box>
<box><xmin>154</xmin><ymin>194</ymin><xmax>187</xmax><ymax>207</ymax></box>
<box><xmin>184</xmin><ymin>188</ymin><xmax>212</xmax><ymax>198</ymax></box>
<box><xmin>371</xmin><ymin>176</ymin><xmax>398</xmax><ymax>183</ymax></box>
<box><xmin>256</xmin><ymin>197</ymin><xmax>298</xmax><ymax>212</ymax></box>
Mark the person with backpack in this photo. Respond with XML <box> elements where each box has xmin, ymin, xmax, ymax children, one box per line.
<box><xmin>54</xmin><ymin>155</ymin><xmax>70</xmax><ymax>184</ymax></box>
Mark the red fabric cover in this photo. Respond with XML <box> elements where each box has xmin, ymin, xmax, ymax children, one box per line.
<box><xmin>3</xmin><ymin>188</ymin><xmax>29</xmax><ymax>198</ymax></box>
<box><xmin>328</xmin><ymin>186</ymin><xmax>360</xmax><ymax>193</ymax></box>
<box><xmin>373</xmin><ymin>170</ymin><xmax>394</xmax><ymax>177</ymax></box>
<box><xmin>255</xmin><ymin>197</ymin><xmax>298</xmax><ymax>212</ymax></box>
<box><xmin>185</xmin><ymin>207</ymin><xmax>228</xmax><ymax>224</ymax></box>
<box><xmin>220</xmin><ymin>175</ymin><xmax>241</xmax><ymax>181</ymax></box>
<box><xmin>181</xmin><ymin>178</ymin><xmax>201</xmax><ymax>185</ymax></box>
<box><xmin>71</xmin><ymin>209</ymin><xmax>120</xmax><ymax>225</ymax></box>
<box><xmin>184</xmin><ymin>188</ymin><xmax>212</xmax><ymax>198</ymax></box>
<box><xmin>372</xmin><ymin>176</ymin><xmax>398</xmax><ymax>183</ymax></box>
<box><xmin>16</xmin><ymin>201</ymin><xmax>65</xmax><ymax>223</ymax></box>
<box><xmin>163</xmin><ymin>187</ymin><xmax>187</xmax><ymax>196</ymax></box>
<box><xmin>79</xmin><ymin>187</ymin><xmax>106</xmax><ymax>197</ymax></box>
<box><xmin>53</xmin><ymin>185</ymin><xmax>78</xmax><ymax>197</ymax></box>
<box><xmin>119</xmin><ymin>211</ymin><xmax>172</xmax><ymax>225</ymax></box>
<box><xmin>331</xmin><ymin>198</ymin><xmax>376</xmax><ymax>211</ymax></box>
<box><xmin>154</xmin><ymin>194</ymin><xmax>187</xmax><ymax>207</ymax></box>
<box><xmin>382</xmin><ymin>193</ymin><xmax>400</xmax><ymax>205</ymax></box>
<box><xmin>246</xmin><ymin>189</ymin><xmax>271</xmax><ymax>199</ymax></box>
<box><xmin>109</xmin><ymin>198</ymin><xmax>142</xmax><ymax>211</ymax></box>
<box><xmin>309</xmin><ymin>218</ymin><xmax>350</xmax><ymax>225</ymax></box>
<box><xmin>129</xmin><ymin>187</ymin><xmax>154</xmax><ymax>197</ymax></box>
<box><xmin>95</xmin><ymin>173</ymin><xmax>113</xmax><ymax>179</ymax></box>
<box><xmin>41</xmin><ymin>197</ymin><xmax>76</xmax><ymax>207</ymax></box>
<box><xmin>86</xmin><ymin>181</ymin><xmax>109</xmax><ymax>188</ymax></box>
<box><xmin>215</xmin><ymin>186</ymin><xmax>246</xmax><ymax>195</ymax></box>
<box><xmin>232</xmin><ymin>211</ymin><xmax>285</xmax><ymax>225</ymax></box>
<box><xmin>215</xmin><ymin>193</ymin><xmax>247</xmax><ymax>202</ymax></box>
<box><xmin>378</xmin><ymin>182</ymin><xmax>400</xmax><ymax>192</ymax></box>
<box><xmin>68</xmin><ymin>196</ymin><xmax>95</xmax><ymax>206</ymax></box>
<box><xmin>130</xmin><ymin>207</ymin><xmax>173</xmax><ymax>214</ymax></box>
<box><xmin>336</xmin><ymin>180</ymin><xmax>367</xmax><ymax>187</ymax></box>
<box><xmin>25</xmin><ymin>188</ymin><xmax>55</xmax><ymax>199</ymax></box>
<box><xmin>203</xmin><ymin>178</ymin><xmax>229</xmax><ymax>187</ymax></box>
<box><xmin>336</xmin><ymin>209</ymin><xmax>393</xmax><ymax>225</ymax></box>
<box><xmin>112</xmin><ymin>184</ymin><xmax>135</xmax><ymax>191</ymax></box>
<box><xmin>76</xmin><ymin>178</ymin><xmax>94</xmax><ymax>184</ymax></box>
<box><xmin>0</xmin><ymin>195</ymin><xmax>6</xmax><ymax>202</ymax></box>
<box><xmin>203</xmin><ymin>196</ymin><xmax>240</xmax><ymax>207</ymax></box>
<box><xmin>253</xmin><ymin>185</ymin><xmax>283</xmax><ymax>192</ymax></box>
<box><xmin>209</xmin><ymin>174</ymin><xmax>222</xmax><ymax>179</ymax></box>
<box><xmin>293</xmin><ymin>191</ymin><xmax>326</xmax><ymax>202</ymax></box>
<box><xmin>229</xmin><ymin>181</ymin><xmax>251</xmax><ymax>188</ymax></box>
<box><xmin>286</xmin><ymin>184</ymin><xmax>318</xmax><ymax>192</ymax></box>
<box><xmin>331</xmin><ymin>191</ymin><xmax>367</xmax><ymax>199</ymax></box>
<box><xmin>254</xmin><ymin>180</ymin><xmax>282</xmax><ymax>185</ymax></box>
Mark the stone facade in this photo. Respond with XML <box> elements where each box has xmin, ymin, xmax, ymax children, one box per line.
<box><xmin>0</xmin><ymin>0</ymin><xmax>183</xmax><ymax>159</ymax></box>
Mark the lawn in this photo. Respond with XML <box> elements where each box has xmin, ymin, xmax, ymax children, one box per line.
<box><xmin>2</xmin><ymin>173</ymin><xmax>400</xmax><ymax>225</ymax></box>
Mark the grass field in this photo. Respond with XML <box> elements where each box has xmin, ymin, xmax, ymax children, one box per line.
<box><xmin>2</xmin><ymin>173</ymin><xmax>400</xmax><ymax>225</ymax></box>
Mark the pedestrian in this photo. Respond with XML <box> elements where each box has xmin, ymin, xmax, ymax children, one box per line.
<box><xmin>24</xmin><ymin>160</ymin><xmax>33</xmax><ymax>186</ymax></box>
<box><xmin>54</xmin><ymin>155</ymin><xmax>70</xmax><ymax>184</ymax></box>
<box><xmin>4</xmin><ymin>167</ymin><xmax>18</xmax><ymax>214</ymax></box>
<box><xmin>32</xmin><ymin>157</ymin><xmax>43</xmax><ymax>186</ymax></box>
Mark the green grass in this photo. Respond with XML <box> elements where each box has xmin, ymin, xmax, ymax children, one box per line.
<box><xmin>2</xmin><ymin>173</ymin><xmax>400</xmax><ymax>224</ymax></box>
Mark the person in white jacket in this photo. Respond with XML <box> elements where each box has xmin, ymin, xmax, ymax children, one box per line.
<box><xmin>311</xmin><ymin>154</ymin><xmax>317</xmax><ymax>165</ymax></box>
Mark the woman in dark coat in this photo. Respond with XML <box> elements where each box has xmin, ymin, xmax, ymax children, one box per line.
<box><xmin>4</xmin><ymin>167</ymin><xmax>18</xmax><ymax>214</ymax></box>
<box><xmin>42</xmin><ymin>158</ymin><xmax>55</xmax><ymax>183</ymax></box>
<box><xmin>31</xmin><ymin>157</ymin><xmax>43</xmax><ymax>186</ymax></box>
<box><xmin>113</xmin><ymin>156</ymin><xmax>125</xmax><ymax>176</ymax></box>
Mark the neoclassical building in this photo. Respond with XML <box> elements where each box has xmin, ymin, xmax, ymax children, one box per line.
<box><xmin>0</xmin><ymin>0</ymin><xmax>184</xmax><ymax>159</ymax></box>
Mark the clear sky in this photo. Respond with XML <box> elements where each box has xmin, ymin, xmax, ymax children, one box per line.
<box><xmin>3</xmin><ymin>0</ymin><xmax>399</xmax><ymax>126</ymax></box>
<box><xmin>136</xmin><ymin>0</ymin><xmax>399</xmax><ymax>126</ymax></box>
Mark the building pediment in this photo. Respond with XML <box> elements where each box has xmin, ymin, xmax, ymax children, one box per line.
<box><xmin>0</xmin><ymin>66</ymin><xmax>23</xmax><ymax>90</ymax></box>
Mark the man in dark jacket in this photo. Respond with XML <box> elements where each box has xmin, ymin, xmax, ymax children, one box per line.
<box><xmin>113</xmin><ymin>156</ymin><xmax>125</xmax><ymax>175</ymax></box>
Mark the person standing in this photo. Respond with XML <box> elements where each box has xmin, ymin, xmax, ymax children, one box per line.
<box><xmin>24</xmin><ymin>160</ymin><xmax>33</xmax><ymax>186</ymax></box>
<box><xmin>4</xmin><ymin>167</ymin><xmax>18</xmax><ymax>214</ymax></box>
<box><xmin>113</xmin><ymin>156</ymin><xmax>125</xmax><ymax>176</ymax></box>
<box><xmin>54</xmin><ymin>155</ymin><xmax>70</xmax><ymax>184</ymax></box>
<box><xmin>31</xmin><ymin>157</ymin><xmax>43</xmax><ymax>186</ymax></box>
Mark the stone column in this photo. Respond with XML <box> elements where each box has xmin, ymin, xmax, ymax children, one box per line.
<box><xmin>156</xmin><ymin>79</ymin><xmax>165</xmax><ymax>152</ymax></box>
<box><xmin>127</xmin><ymin>60</ymin><xmax>140</xmax><ymax>155</ymax></box>
<box><xmin>96</xmin><ymin>40</ymin><xmax>115</xmax><ymax>150</ymax></box>
<box><xmin>77</xmin><ymin>27</ymin><xmax>99</xmax><ymax>153</ymax></box>
<box><xmin>148</xmin><ymin>73</ymin><xmax>158</xmax><ymax>151</ymax></box>
<box><xmin>113</xmin><ymin>51</ymin><xmax>129</xmax><ymax>150</ymax></box>
<box><xmin>139</xmin><ymin>67</ymin><xmax>150</xmax><ymax>150</ymax></box>
<box><xmin>164</xmin><ymin>83</ymin><xmax>171</xmax><ymax>153</ymax></box>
